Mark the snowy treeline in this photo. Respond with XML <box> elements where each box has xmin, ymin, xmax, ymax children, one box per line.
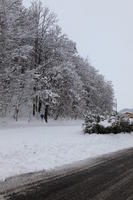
<box><xmin>0</xmin><ymin>0</ymin><xmax>114</xmax><ymax>120</ymax></box>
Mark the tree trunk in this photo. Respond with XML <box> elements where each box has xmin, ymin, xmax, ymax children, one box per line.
<box><xmin>44</xmin><ymin>105</ymin><xmax>49</xmax><ymax>123</ymax></box>
<box><xmin>33</xmin><ymin>103</ymin><xmax>36</xmax><ymax>116</ymax></box>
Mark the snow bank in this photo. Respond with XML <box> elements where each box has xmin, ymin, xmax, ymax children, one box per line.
<box><xmin>0</xmin><ymin>120</ymin><xmax>133</xmax><ymax>181</ymax></box>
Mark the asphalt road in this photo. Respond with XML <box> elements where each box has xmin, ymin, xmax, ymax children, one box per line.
<box><xmin>1</xmin><ymin>148</ymin><xmax>133</xmax><ymax>200</ymax></box>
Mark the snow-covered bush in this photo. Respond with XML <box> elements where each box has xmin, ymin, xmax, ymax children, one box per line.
<box><xmin>83</xmin><ymin>113</ymin><xmax>133</xmax><ymax>134</ymax></box>
<box><xmin>83</xmin><ymin>113</ymin><xmax>102</xmax><ymax>134</ymax></box>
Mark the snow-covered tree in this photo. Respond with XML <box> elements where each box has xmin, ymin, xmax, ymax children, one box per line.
<box><xmin>0</xmin><ymin>0</ymin><xmax>114</xmax><ymax>120</ymax></box>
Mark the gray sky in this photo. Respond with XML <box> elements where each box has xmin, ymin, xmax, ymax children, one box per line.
<box><xmin>23</xmin><ymin>0</ymin><xmax>133</xmax><ymax>110</ymax></box>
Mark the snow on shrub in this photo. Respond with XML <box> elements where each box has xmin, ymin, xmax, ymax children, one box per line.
<box><xmin>83</xmin><ymin>113</ymin><xmax>133</xmax><ymax>134</ymax></box>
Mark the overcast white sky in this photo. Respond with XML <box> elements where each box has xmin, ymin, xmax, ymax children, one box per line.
<box><xmin>23</xmin><ymin>0</ymin><xmax>133</xmax><ymax>110</ymax></box>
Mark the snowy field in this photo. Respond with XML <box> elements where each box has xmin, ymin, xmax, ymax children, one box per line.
<box><xmin>0</xmin><ymin>119</ymin><xmax>133</xmax><ymax>181</ymax></box>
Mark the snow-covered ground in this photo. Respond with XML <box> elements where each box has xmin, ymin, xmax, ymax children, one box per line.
<box><xmin>0</xmin><ymin>119</ymin><xmax>133</xmax><ymax>181</ymax></box>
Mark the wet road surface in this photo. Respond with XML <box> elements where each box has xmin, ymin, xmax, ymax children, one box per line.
<box><xmin>1</xmin><ymin>148</ymin><xmax>133</xmax><ymax>200</ymax></box>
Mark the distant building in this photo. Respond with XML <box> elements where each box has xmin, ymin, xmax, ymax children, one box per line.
<box><xmin>122</xmin><ymin>112</ymin><xmax>133</xmax><ymax>119</ymax></box>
